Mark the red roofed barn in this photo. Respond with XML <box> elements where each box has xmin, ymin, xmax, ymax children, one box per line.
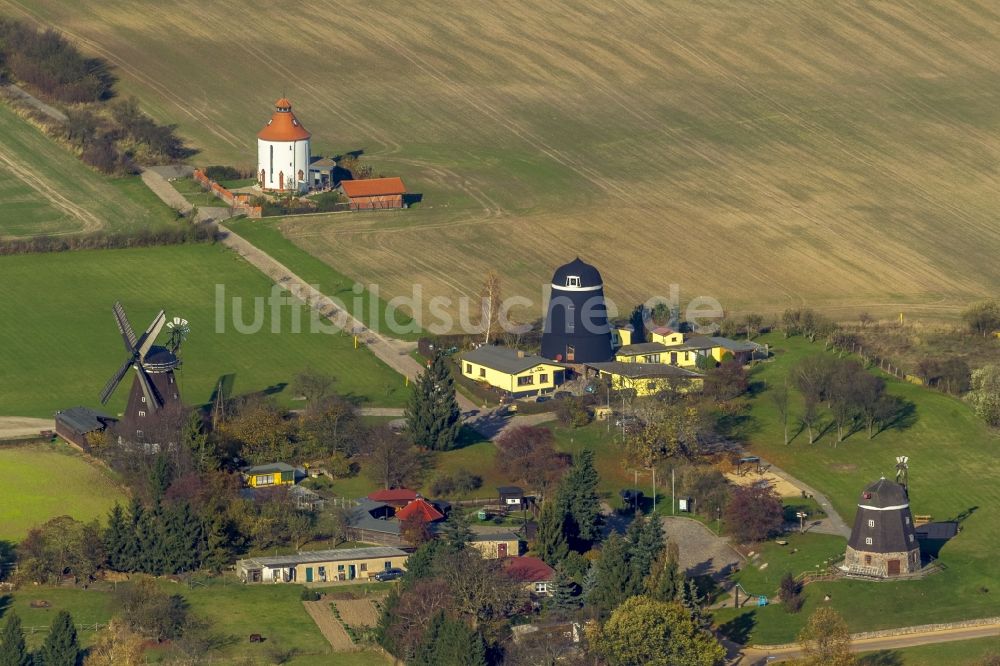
<box><xmin>367</xmin><ymin>488</ymin><xmax>420</xmax><ymax>508</ymax></box>
<box><xmin>338</xmin><ymin>177</ymin><xmax>407</xmax><ymax>210</ymax></box>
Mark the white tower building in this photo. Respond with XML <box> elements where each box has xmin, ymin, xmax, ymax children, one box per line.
<box><xmin>257</xmin><ymin>98</ymin><xmax>311</xmax><ymax>193</ymax></box>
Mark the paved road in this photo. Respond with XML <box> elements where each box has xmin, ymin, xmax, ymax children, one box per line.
<box><xmin>740</xmin><ymin>621</ymin><xmax>1000</xmax><ymax>664</ymax></box>
<box><xmin>0</xmin><ymin>417</ymin><xmax>55</xmax><ymax>440</ymax></box>
<box><xmin>661</xmin><ymin>516</ymin><xmax>742</xmax><ymax>580</ymax></box>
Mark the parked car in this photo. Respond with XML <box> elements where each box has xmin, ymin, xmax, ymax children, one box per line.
<box><xmin>373</xmin><ymin>568</ymin><xmax>405</xmax><ymax>582</ymax></box>
<box><xmin>553</xmin><ymin>391</ymin><xmax>573</xmax><ymax>399</ymax></box>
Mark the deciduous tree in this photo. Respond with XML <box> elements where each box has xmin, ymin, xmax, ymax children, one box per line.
<box><xmin>478</xmin><ymin>271</ymin><xmax>503</xmax><ymax>345</ymax></box>
<box><xmin>770</xmin><ymin>381</ymin><xmax>790</xmax><ymax>445</ymax></box>
<box><xmin>83</xmin><ymin>618</ymin><xmax>145</xmax><ymax>666</ymax></box>
<box><xmin>589</xmin><ymin>596</ymin><xmax>725</xmax><ymax>666</ymax></box>
<box><xmin>724</xmin><ymin>484</ymin><xmax>784</xmax><ymax>543</ymax></box>
<box><xmin>962</xmin><ymin>300</ymin><xmax>1000</xmax><ymax>337</ymax></box>
<box><xmin>363</xmin><ymin>426</ymin><xmax>424</xmax><ymax>490</ymax></box>
<box><xmin>797</xmin><ymin>607</ymin><xmax>855</xmax><ymax>666</ymax></box>
<box><xmin>968</xmin><ymin>364</ymin><xmax>1000</xmax><ymax>427</ymax></box>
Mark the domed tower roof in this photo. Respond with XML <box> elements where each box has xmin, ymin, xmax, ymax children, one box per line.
<box><xmin>551</xmin><ymin>257</ymin><xmax>604</xmax><ymax>291</ymax></box>
<box><xmin>859</xmin><ymin>477</ymin><xmax>909</xmax><ymax>509</ymax></box>
<box><xmin>258</xmin><ymin>98</ymin><xmax>311</xmax><ymax>142</ymax></box>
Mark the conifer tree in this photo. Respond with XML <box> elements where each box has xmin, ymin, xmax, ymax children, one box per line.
<box><xmin>588</xmin><ymin>533</ymin><xmax>631</xmax><ymax>611</ymax></box>
<box><xmin>202</xmin><ymin>514</ymin><xmax>231</xmax><ymax>573</ymax></box>
<box><xmin>681</xmin><ymin>578</ymin><xmax>707</xmax><ymax>629</ymax></box>
<box><xmin>103</xmin><ymin>504</ymin><xmax>129</xmax><ymax>572</ymax></box>
<box><xmin>440</xmin><ymin>509</ymin><xmax>473</xmax><ymax>551</ymax></box>
<box><xmin>413</xmin><ymin>613</ymin><xmax>486</xmax><ymax>666</ymax></box>
<box><xmin>122</xmin><ymin>497</ymin><xmax>145</xmax><ymax>572</ymax></box>
<box><xmin>535</xmin><ymin>500</ymin><xmax>569</xmax><ymax>566</ymax></box>
<box><xmin>557</xmin><ymin>449</ymin><xmax>602</xmax><ymax>545</ymax></box>
<box><xmin>0</xmin><ymin>611</ymin><xmax>30</xmax><ymax>666</ymax></box>
<box><xmin>35</xmin><ymin>610</ymin><xmax>79</xmax><ymax>666</ymax></box>
<box><xmin>406</xmin><ymin>351</ymin><xmax>462</xmax><ymax>451</ymax></box>
<box><xmin>546</xmin><ymin>565</ymin><xmax>580</xmax><ymax>614</ymax></box>
<box><xmin>646</xmin><ymin>541</ymin><xmax>684</xmax><ymax>602</ymax></box>
<box><xmin>626</xmin><ymin>516</ymin><xmax>664</xmax><ymax>595</ymax></box>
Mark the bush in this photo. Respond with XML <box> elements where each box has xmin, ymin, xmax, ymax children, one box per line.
<box><xmin>300</xmin><ymin>589</ymin><xmax>322</xmax><ymax>601</ymax></box>
<box><xmin>0</xmin><ymin>224</ymin><xmax>221</xmax><ymax>255</ymax></box>
<box><xmin>203</xmin><ymin>165</ymin><xmax>244</xmax><ymax>181</ymax></box>
<box><xmin>778</xmin><ymin>572</ymin><xmax>804</xmax><ymax>613</ymax></box>
<box><xmin>554</xmin><ymin>396</ymin><xmax>592</xmax><ymax>428</ymax></box>
<box><xmin>430</xmin><ymin>468</ymin><xmax>482</xmax><ymax>497</ymax></box>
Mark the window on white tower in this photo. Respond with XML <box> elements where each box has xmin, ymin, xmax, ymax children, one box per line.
<box><xmin>269</xmin><ymin>145</ymin><xmax>274</xmax><ymax>178</ymax></box>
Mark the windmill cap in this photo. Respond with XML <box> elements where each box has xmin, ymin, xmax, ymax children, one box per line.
<box><xmin>859</xmin><ymin>477</ymin><xmax>909</xmax><ymax>508</ymax></box>
<box><xmin>551</xmin><ymin>257</ymin><xmax>604</xmax><ymax>288</ymax></box>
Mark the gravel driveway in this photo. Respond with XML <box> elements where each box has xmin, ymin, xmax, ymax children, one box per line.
<box><xmin>661</xmin><ymin>516</ymin><xmax>742</xmax><ymax>579</ymax></box>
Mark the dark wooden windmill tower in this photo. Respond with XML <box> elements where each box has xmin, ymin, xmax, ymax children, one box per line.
<box><xmin>843</xmin><ymin>463</ymin><xmax>920</xmax><ymax>578</ymax></box>
<box><xmin>99</xmin><ymin>302</ymin><xmax>188</xmax><ymax>446</ymax></box>
<box><xmin>541</xmin><ymin>258</ymin><xmax>614</xmax><ymax>364</ymax></box>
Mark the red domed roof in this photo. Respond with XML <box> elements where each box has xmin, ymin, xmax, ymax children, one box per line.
<box><xmin>258</xmin><ymin>98</ymin><xmax>311</xmax><ymax>142</ymax></box>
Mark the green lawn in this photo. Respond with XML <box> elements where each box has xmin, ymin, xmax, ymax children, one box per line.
<box><xmin>0</xmin><ymin>244</ymin><xmax>408</xmax><ymax>418</ymax></box>
<box><xmin>169</xmin><ymin>177</ymin><xmax>228</xmax><ymax>208</ymax></box>
<box><xmin>224</xmin><ymin>217</ymin><xmax>420</xmax><ymax>340</ymax></box>
<box><xmin>713</xmin><ymin>334</ymin><xmax>1000</xmax><ymax>644</ymax></box>
<box><xmin>4</xmin><ymin>578</ymin><xmax>391</xmax><ymax>664</ymax></box>
<box><xmin>0</xmin><ymin>102</ymin><xmax>178</xmax><ymax>238</ymax></box>
<box><xmin>858</xmin><ymin>636</ymin><xmax>1000</xmax><ymax>666</ymax></box>
<box><xmin>0</xmin><ymin>441</ymin><xmax>127</xmax><ymax>541</ymax></box>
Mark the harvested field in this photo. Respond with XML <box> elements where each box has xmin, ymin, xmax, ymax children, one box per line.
<box><xmin>334</xmin><ymin>597</ymin><xmax>383</xmax><ymax>629</ymax></box>
<box><xmin>7</xmin><ymin>1</ymin><xmax>1000</xmax><ymax>321</ymax></box>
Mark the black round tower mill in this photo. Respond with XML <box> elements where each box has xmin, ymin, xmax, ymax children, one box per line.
<box><xmin>541</xmin><ymin>258</ymin><xmax>614</xmax><ymax>364</ymax></box>
<box><xmin>843</xmin><ymin>477</ymin><xmax>921</xmax><ymax>577</ymax></box>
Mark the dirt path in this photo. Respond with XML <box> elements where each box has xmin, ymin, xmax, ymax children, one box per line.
<box><xmin>3</xmin><ymin>83</ymin><xmax>67</xmax><ymax>123</ymax></box>
<box><xmin>740</xmin><ymin>619</ymin><xmax>1000</xmax><ymax>664</ymax></box>
<box><xmin>0</xmin><ymin>417</ymin><xmax>54</xmax><ymax>440</ymax></box>
<box><xmin>301</xmin><ymin>600</ymin><xmax>356</xmax><ymax>652</ymax></box>
<box><xmin>756</xmin><ymin>459</ymin><xmax>851</xmax><ymax>538</ymax></box>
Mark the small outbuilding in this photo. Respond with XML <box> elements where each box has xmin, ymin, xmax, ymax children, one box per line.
<box><xmin>55</xmin><ymin>406</ymin><xmax>116</xmax><ymax>450</ymax></box>
<box><xmin>469</xmin><ymin>531</ymin><xmax>520</xmax><ymax>559</ymax></box>
<box><xmin>503</xmin><ymin>556</ymin><xmax>556</xmax><ymax>596</ymax></box>
<box><xmin>242</xmin><ymin>462</ymin><xmax>297</xmax><ymax>488</ymax></box>
<box><xmin>338</xmin><ymin>177</ymin><xmax>407</xmax><ymax>210</ymax></box>
<box><xmin>498</xmin><ymin>486</ymin><xmax>526</xmax><ymax>510</ymax></box>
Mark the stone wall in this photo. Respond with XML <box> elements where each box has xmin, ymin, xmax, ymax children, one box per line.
<box><xmin>844</xmin><ymin>545</ymin><xmax>920</xmax><ymax>577</ymax></box>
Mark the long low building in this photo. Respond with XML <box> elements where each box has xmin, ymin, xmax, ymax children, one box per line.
<box><xmin>587</xmin><ymin>361</ymin><xmax>703</xmax><ymax>396</ymax></box>
<box><xmin>237</xmin><ymin>546</ymin><xmax>408</xmax><ymax>584</ymax></box>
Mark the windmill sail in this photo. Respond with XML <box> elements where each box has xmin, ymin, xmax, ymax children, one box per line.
<box><xmin>135</xmin><ymin>365</ymin><xmax>163</xmax><ymax>410</ymax></box>
<box><xmin>137</xmin><ymin>310</ymin><xmax>166</xmax><ymax>361</ymax></box>
<box><xmin>113</xmin><ymin>301</ymin><xmax>138</xmax><ymax>351</ymax></box>
<box><xmin>100</xmin><ymin>355</ymin><xmax>136</xmax><ymax>404</ymax></box>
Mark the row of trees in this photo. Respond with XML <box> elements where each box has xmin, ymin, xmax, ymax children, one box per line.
<box><xmin>0</xmin><ymin>224</ymin><xmax>219</xmax><ymax>256</ymax></box>
<box><xmin>771</xmin><ymin>355</ymin><xmax>912</xmax><ymax>445</ymax></box>
<box><xmin>0</xmin><ymin>19</ymin><xmax>114</xmax><ymax>102</ymax></box>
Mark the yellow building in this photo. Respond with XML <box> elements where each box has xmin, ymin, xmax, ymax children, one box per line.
<box><xmin>611</xmin><ymin>326</ymin><xmax>635</xmax><ymax>348</ymax></box>
<box><xmin>648</xmin><ymin>326</ymin><xmax>684</xmax><ymax>346</ymax></box>
<box><xmin>242</xmin><ymin>462</ymin><xmax>296</xmax><ymax>488</ymax></box>
<box><xmin>469</xmin><ymin>531</ymin><xmax>521</xmax><ymax>559</ymax></box>
<box><xmin>237</xmin><ymin>546</ymin><xmax>408</xmax><ymax>583</ymax></box>
<box><xmin>588</xmin><ymin>361</ymin><xmax>703</xmax><ymax>396</ymax></box>
<box><xmin>615</xmin><ymin>342</ymin><xmax>669</xmax><ymax>364</ymax></box>
<box><xmin>462</xmin><ymin>346</ymin><xmax>567</xmax><ymax>397</ymax></box>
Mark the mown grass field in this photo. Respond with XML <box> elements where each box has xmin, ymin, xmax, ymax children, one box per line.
<box><xmin>713</xmin><ymin>334</ymin><xmax>1000</xmax><ymax>644</ymax></box>
<box><xmin>0</xmin><ymin>244</ymin><xmax>408</xmax><ymax>418</ymax></box>
<box><xmin>0</xmin><ymin>102</ymin><xmax>178</xmax><ymax>238</ymax></box>
<box><xmin>6</xmin><ymin>0</ymin><xmax>1000</xmax><ymax>321</ymax></box>
<box><xmin>0</xmin><ymin>441</ymin><xmax>127</xmax><ymax>541</ymax></box>
<box><xmin>4</xmin><ymin>579</ymin><xmax>391</xmax><ymax>664</ymax></box>
<box><xmin>858</xmin><ymin>637</ymin><xmax>1000</xmax><ymax>666</ymax></box>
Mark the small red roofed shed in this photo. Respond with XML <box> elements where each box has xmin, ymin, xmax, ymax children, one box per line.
<box><xmin>367</xmin><ymin>488</ymin><xmax>419</xmax><ymax>508</ymax></box>
<box><xmin>338</xmin><ymin>177</ymin><xmax>407</xmax><ymax>210</ymax></box>
<box><xmin>395</xmin><ymin>498</ymin><xmax>444</xmax><ymax>523</ymax></box>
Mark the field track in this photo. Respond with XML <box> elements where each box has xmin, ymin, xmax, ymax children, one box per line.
<box><xmin>7</xmin><ymin>0</ymin><xmax>1000</xmax><ymax>320</ymax></box>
